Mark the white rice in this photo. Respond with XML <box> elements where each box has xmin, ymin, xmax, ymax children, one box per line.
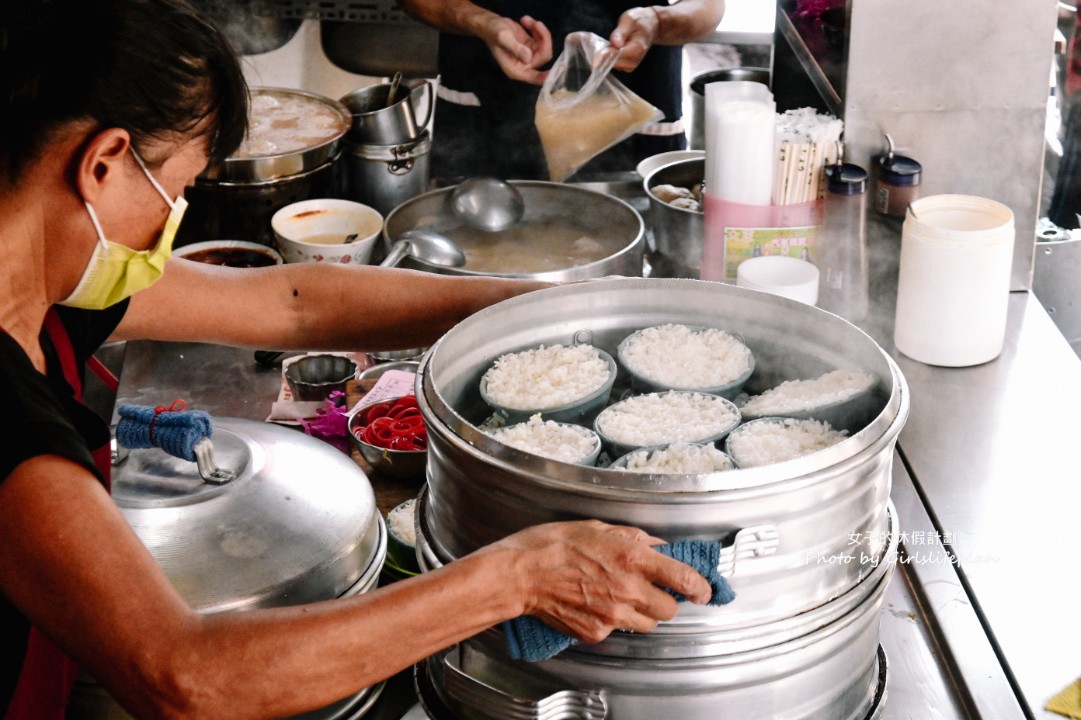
<box><xmin>620</xmin><ymin>323</ymin><xmax>752</xmax><ymax>389</ymax></box>
<box><xmin>727</xmin><ymin>418</ymin><xmax>847</xmax><ymax>468</ymax></box>
<box><xmin>596</xmin><ymin>391</ymin><xmax>739</xmax><ymax>447</ymax></box>
<box><xmin>737</xmin><ymin>370</ymin><xmax>875</xmax><ymax>416</ymax></box>
<box><xmin>482</xmin><ymin>344</ymin><xmax>611</xmax><ymax>410</ymax></box>
<box><xmin>387</xmin><ymin>498</ymin><xmax>416</xmax><ymax>546</ymax></box>
<box><xmin>488</xmin><ymin>414</ymin><xmax>600</xmax><ymax>464</ymax></box>
<box><xmin>617</xmin><ymin>443</ymin><xmax>735</xmax><ymax>474</ymax></box>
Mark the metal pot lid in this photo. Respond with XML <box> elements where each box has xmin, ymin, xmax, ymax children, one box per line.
<box><xmin>112</xmin><ymin>417</ymin><xmax>380</xmax><ymax>614</ymax></box>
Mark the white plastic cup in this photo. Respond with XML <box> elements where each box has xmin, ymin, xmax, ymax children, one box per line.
<box><xmin>893</xmin><ymin>195</ymin><xmax>1014</xmax><ymax>367</ymax></box>
<box><xmin>736</xmin><ymin>255</ymin><xmax>820</xmax><ymax>305</ymax></box>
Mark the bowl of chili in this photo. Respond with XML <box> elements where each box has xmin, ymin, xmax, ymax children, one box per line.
<box><xmin>348</xmin><ymin>394</ymin><xmax>428</xmax><ymax>482</ymax></box>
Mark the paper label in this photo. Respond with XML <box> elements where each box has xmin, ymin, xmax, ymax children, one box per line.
<box><xmin>724</xmin><ymin>225</ymin><xmax>818</xmax><ymax>280</ymax></box>
<box><xmin>348</xmin><ymin>370</ymin><xmax>417</xmax><ymax>416</ymax></box>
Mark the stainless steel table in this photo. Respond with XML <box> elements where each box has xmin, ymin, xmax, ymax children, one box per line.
<box><xmin>108</xmin><ymin>206</ymin><xmax>1079</xmax><ymax>720</ymax></box>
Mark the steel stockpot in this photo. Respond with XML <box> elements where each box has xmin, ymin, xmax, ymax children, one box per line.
<box><xmin>381</xmin><ymin>181</ymin><xmax>644</xmax><ymax>279</ymax></box>
<box><xmin>416</xmin><ymin>278</ymin><xmax>908</xmax><ymax>630</ymax></box>
<box><xmin>414</xmin><ymin>499</ymin><xmax>897</xmax><ymax>720</ymax></box>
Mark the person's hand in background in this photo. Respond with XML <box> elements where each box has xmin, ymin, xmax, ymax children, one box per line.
<box><xmin>480</xmin><ymin>14</ymin><xmax>553</xmax><ymax>84</ymax></box>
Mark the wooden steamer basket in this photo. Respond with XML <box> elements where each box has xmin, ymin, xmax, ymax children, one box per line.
<box><xmin>414</xmin><ymin>278</ymin><xmax>909</xmax><ymax>719</ymax></box>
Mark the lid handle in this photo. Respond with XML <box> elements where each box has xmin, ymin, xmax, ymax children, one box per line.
<box><xmin>116</xmin><ymin>402</ymin><xmax>236</xmax><ymax>485</ymax></box>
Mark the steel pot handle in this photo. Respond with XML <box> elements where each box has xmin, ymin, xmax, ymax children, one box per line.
<box><xmin>717</xmin><ymin>523</ymin><xmax>779</xmax><ymax>577</ymax></box>
<box><xmin>442</xmin><ymin>647</ymin><xmax>607</xmax><ymax>720</ymax></box>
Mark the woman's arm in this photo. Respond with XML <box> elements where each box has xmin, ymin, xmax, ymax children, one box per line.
<box><xmin>1</xmin><ymin>456</ymin><xmax>708</xmax><ymax>718</ymax></box>
<box><xmin>115</xmin><ymin>259</ymin><xmax>551</xmax><ymax>351</ymax></box>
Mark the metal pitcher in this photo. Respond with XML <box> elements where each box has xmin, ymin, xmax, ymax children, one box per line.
<box><xmin>340</xmin><ymin>80</ymin><xmax>434</xmax><ymax>146</ymax></box>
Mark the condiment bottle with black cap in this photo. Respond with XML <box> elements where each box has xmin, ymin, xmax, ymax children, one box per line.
<box><xmin>874</xmin><ymin>133</ymin><xmax>922</xmax><ymax>218</ymax></box>
<box><xmin>817</xmin><ymin>159</ymin><xmax>869</xmax><ymax>322</ymax></box>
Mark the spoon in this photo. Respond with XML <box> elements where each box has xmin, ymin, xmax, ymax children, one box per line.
<box><xmin>386</xmin><ymin>72</ymin><xmax>403</xmax><ymax>107</ymax></box>
<box><xmin>380</xmin><ymin>228</ymin><xmax>467</xmax><ymax>268</ymax></box>
<box><xmin>448</xmin><ymin>177</ymin><xmax>525</xmax><ymax>233</ymax></box>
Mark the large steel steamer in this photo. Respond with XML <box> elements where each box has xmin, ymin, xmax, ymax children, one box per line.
<box><xmin>412</xmin><ymin>279</ymin><xmax>909</xmax><ymax>719</ymax></box>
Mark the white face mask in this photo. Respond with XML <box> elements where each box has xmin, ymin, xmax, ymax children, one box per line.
<box><xmin>60</xmin><ymin>148</ymin><xmax>188</xmax><ymax>310</ymax></box>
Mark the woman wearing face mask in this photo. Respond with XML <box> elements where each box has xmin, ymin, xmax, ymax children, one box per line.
<box><xmin>0</xmin><ymin>2</ymin><xmax>713</xmax><ymax>718</ymax></box>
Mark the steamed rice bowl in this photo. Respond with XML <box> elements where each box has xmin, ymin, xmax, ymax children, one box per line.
<box><xmin>725</xmin><ymin>417</ymin><xmax>847</xmax><ymax>468</ymax></box>
<box><xmin>595</xmin><ymin>391</ymin><xmax>741</xmax><ymax>451</ymax></box>
<box><xmin>488</xmin><ymin>414</ymin><xmax>602</xmax><ymax>465</ymax></box>
<box><xmin>614</xmin><ymin>442</ymin><xmax>736</xmax><ymax>474</ymax></box>
<box><xmin>618</xmin><ymin>323</ymin><xmax>753</xmax><ymax>393</ymax></box>
<box><xmin>737</xmin><ymin>370</ymin><xmax>875</xmax><ymax>418</ymax></box>
<box><xmin>481</xmin><ymin>344</ymin><xmax>613</xmax><ymax>411</ymax></box>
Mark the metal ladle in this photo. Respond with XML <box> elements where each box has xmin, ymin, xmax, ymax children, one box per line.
<box><xmin>448</xmin><ymin>177</ymin><xmax>525</xmax><ymax>232</ymax></box>
<box><xmin>380</xmin><ymin>228</ymin><xmax>467</xmax><ymax>268</ymax></box>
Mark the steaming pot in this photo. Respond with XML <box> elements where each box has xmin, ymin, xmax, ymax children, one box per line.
<box><xmin>412</xmin><ymin>278</ymin><xmax>908</xmax><ymax>719</ymax></box>
<box><xmin>177</xmin><ymin>87</ymin><xmax>351</xmax><ymax>247</ymax></box>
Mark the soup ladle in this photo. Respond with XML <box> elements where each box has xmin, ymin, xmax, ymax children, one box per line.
<box><xmin>448</xmin><ymin>177</ymin><xmax>525</xmax><ymax>232</ymax></box>
<box><xmin>380</xmin><ymin>228</ymin><xmax>467</xmax><ymax>268</ymax></box>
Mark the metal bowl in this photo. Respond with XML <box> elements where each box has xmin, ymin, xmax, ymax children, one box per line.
<box><xmin>644</xmin><ymin>158</ymin><xmax>705</xmax><ymax>279</ymax></box>
<box><xmin>608</xmin><ymin>442</ymin><xmax>738</xmax><ymax>473</ymax></box>
<box><xmin>347</xmin><ymin>398</ymin><xmax>427</xmax><ymax>482</ymax></box>
<box><xmin>486</xmin><ymin>420</ymin><xmax>603</xmax><ymax>467</ymax></box>
<box><xmin>200</xmin><ymin>87</ymin><xmax>351</xmax><ymax>183</ymax></box>
<box><xmin>724</xmin><ymin>416</ymin><xmax>849</xmax><ymax>469</ymax></box>
<box><xmin>616</xmin><ymin>323</ymin><xmax>754</xmax><ymax>399</ymax></box>
<box><xmin>479</xmin><ymin>347</ymin><xmax>618</xmax><ymax>425</ymax></box>
<box><xmin>285</xmin><ymin>354</ymin><xmax>358</xmax><ymax>402</ymax></box>
<box><xmin>593</xmin><ymin>391</ymin><xmax>742</xmax><ymax>459</ymax></box>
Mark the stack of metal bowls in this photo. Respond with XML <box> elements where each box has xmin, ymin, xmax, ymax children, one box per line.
<box><xmin>412</xmin><ymin>278</ymin><xmax>908</xmax><ymax>720</ymax></box>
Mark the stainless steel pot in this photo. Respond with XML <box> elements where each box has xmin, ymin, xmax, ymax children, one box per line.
<box><xmin>200</xmin><ymin>87</ymin><xmax>351</xmax><ymax>183</ymax></box>
<box><xmin>644</xmin><ymin>157</ymin><xmax>705</xmax><ymax>279</ymax></box>
<box><xmin>415</xmin><ymin>498</ymin><xmax>897</xmax><ymax>720</ymax></box>
<box><xmin>416</xmin><ymin>278</ymin><xmax>907</xmax><ymax>629</ymax></box>
<box><xmin>381</xmin><ymin>182</ymin><xmax>644</xmax><ymax>279</ymax></box>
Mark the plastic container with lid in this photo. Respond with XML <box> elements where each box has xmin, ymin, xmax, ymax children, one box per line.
<box><xmin>817</xmin><ymin>162</ymin><xmax>869</xmax><ymax>321</ymax></box>
<box><xmin>873</xmin><ymin>134</ymin><xmax>922</xmax><ymax>218</ymax></box>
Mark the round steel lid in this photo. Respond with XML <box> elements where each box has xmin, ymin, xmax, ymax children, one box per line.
<box><xmin>112</xmin><ymin>417</ymin><xmax>380</xmax><ymax>614</ymax></box>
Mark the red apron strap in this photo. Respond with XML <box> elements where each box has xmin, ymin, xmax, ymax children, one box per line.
<box><xmin>6</xmin><ymin>308</ymin><xmax>113</xmax><ymax>720</ymax></box>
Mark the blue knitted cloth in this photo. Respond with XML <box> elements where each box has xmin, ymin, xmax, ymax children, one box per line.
<box><xmin>503</xmin><ymin>540</ymin><xmax>735</xmax><ymax>663</ymax></box>
<box><xmin>116</xmin><ymin>404</ymin><xmax>213</xmax><ymax>462</ymax></box>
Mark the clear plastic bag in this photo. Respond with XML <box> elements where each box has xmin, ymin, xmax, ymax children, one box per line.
<box><xmin>535</xmin><ymin>31</ymin><xmax>663</xmax><ymax>181</ymax></box>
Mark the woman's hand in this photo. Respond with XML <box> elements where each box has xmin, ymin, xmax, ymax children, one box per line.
<box><xmin>479</xmin><ymin>14</ymin><xmax>553</xmax><ymax>85</ymax></box>
<box><xmin>487</xmin><ymin>520</ymin><xmax>712</xmax><ymax>643</ymax></box>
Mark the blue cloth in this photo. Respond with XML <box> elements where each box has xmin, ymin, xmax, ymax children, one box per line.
<box><xmin>503</xmin><ymin>540</ymin><xmax>735</xmax><ymax>663</ymax></box>
<box><xmin>116</xmin><ymin>404</ymin><xmax>212</xmax><ymax>462</ymax></box>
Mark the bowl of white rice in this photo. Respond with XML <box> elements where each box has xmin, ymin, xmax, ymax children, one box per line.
<box><xmin>725</xmin><ymin>417</ymin><xmax>848</xmax><ymax>469</ymax></box>
<box><xmin>736</xmin><ymin>370</ymin><xmax>876</xmax><ymax>431</ymax></box>
<box><xmin>385</xmin><ymin>498</ymin><xmax>420</xmax><ymax>575</ymax></box>
<box><xmin>616</xmin><ymin>323</ymin><xmax>755</xmax><ymax>399</ymax></box>
<box><xmin>479</xmin><ymin>343</ymin><xmax>618</xmax><ymax>424</ymax></box>
<box><xmin>610</xmin><ymin>442</ymin><xmax>737</xmax><ymax>474</ymax></box>
<box><xmin>487</xmin><ymin>414</ymin><xmax>603</xmax><ymax>466</ymax></box>
<box><xmin>593</xmin><ymin>390</ymin><xmax>741</xmax><ymax>458</ymax></box>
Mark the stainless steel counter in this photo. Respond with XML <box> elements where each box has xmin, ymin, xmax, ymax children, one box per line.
<box><xmin>107</xmin><ymin>204</ymin><xmax>1080</xmax><ymax>719</ymax></box>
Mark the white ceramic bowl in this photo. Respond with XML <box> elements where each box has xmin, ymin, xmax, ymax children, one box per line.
<box><xmin>271</xmin><ymin>198</ymin><xmax>383</xmax><ymax>265</ymax></box>
<box><xmin>635</xmin><ymin>150</ymin><xmax>705</xmax><ymax>180</ymax></box>
<box><xmin>174</xmin><ymin>240</ymin><xmax>282</xmax><ymax>267</ymax></box>
<box><xmin>736</xmin><ymin>255</ymin><xmax>820</xmax><ymax>306</ymax></box>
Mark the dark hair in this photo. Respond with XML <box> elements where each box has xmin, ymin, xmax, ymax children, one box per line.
<box><xmin>0</xmin><ymin>0</ymin><xmax>248</xmax><ymax>183</ymax></box>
